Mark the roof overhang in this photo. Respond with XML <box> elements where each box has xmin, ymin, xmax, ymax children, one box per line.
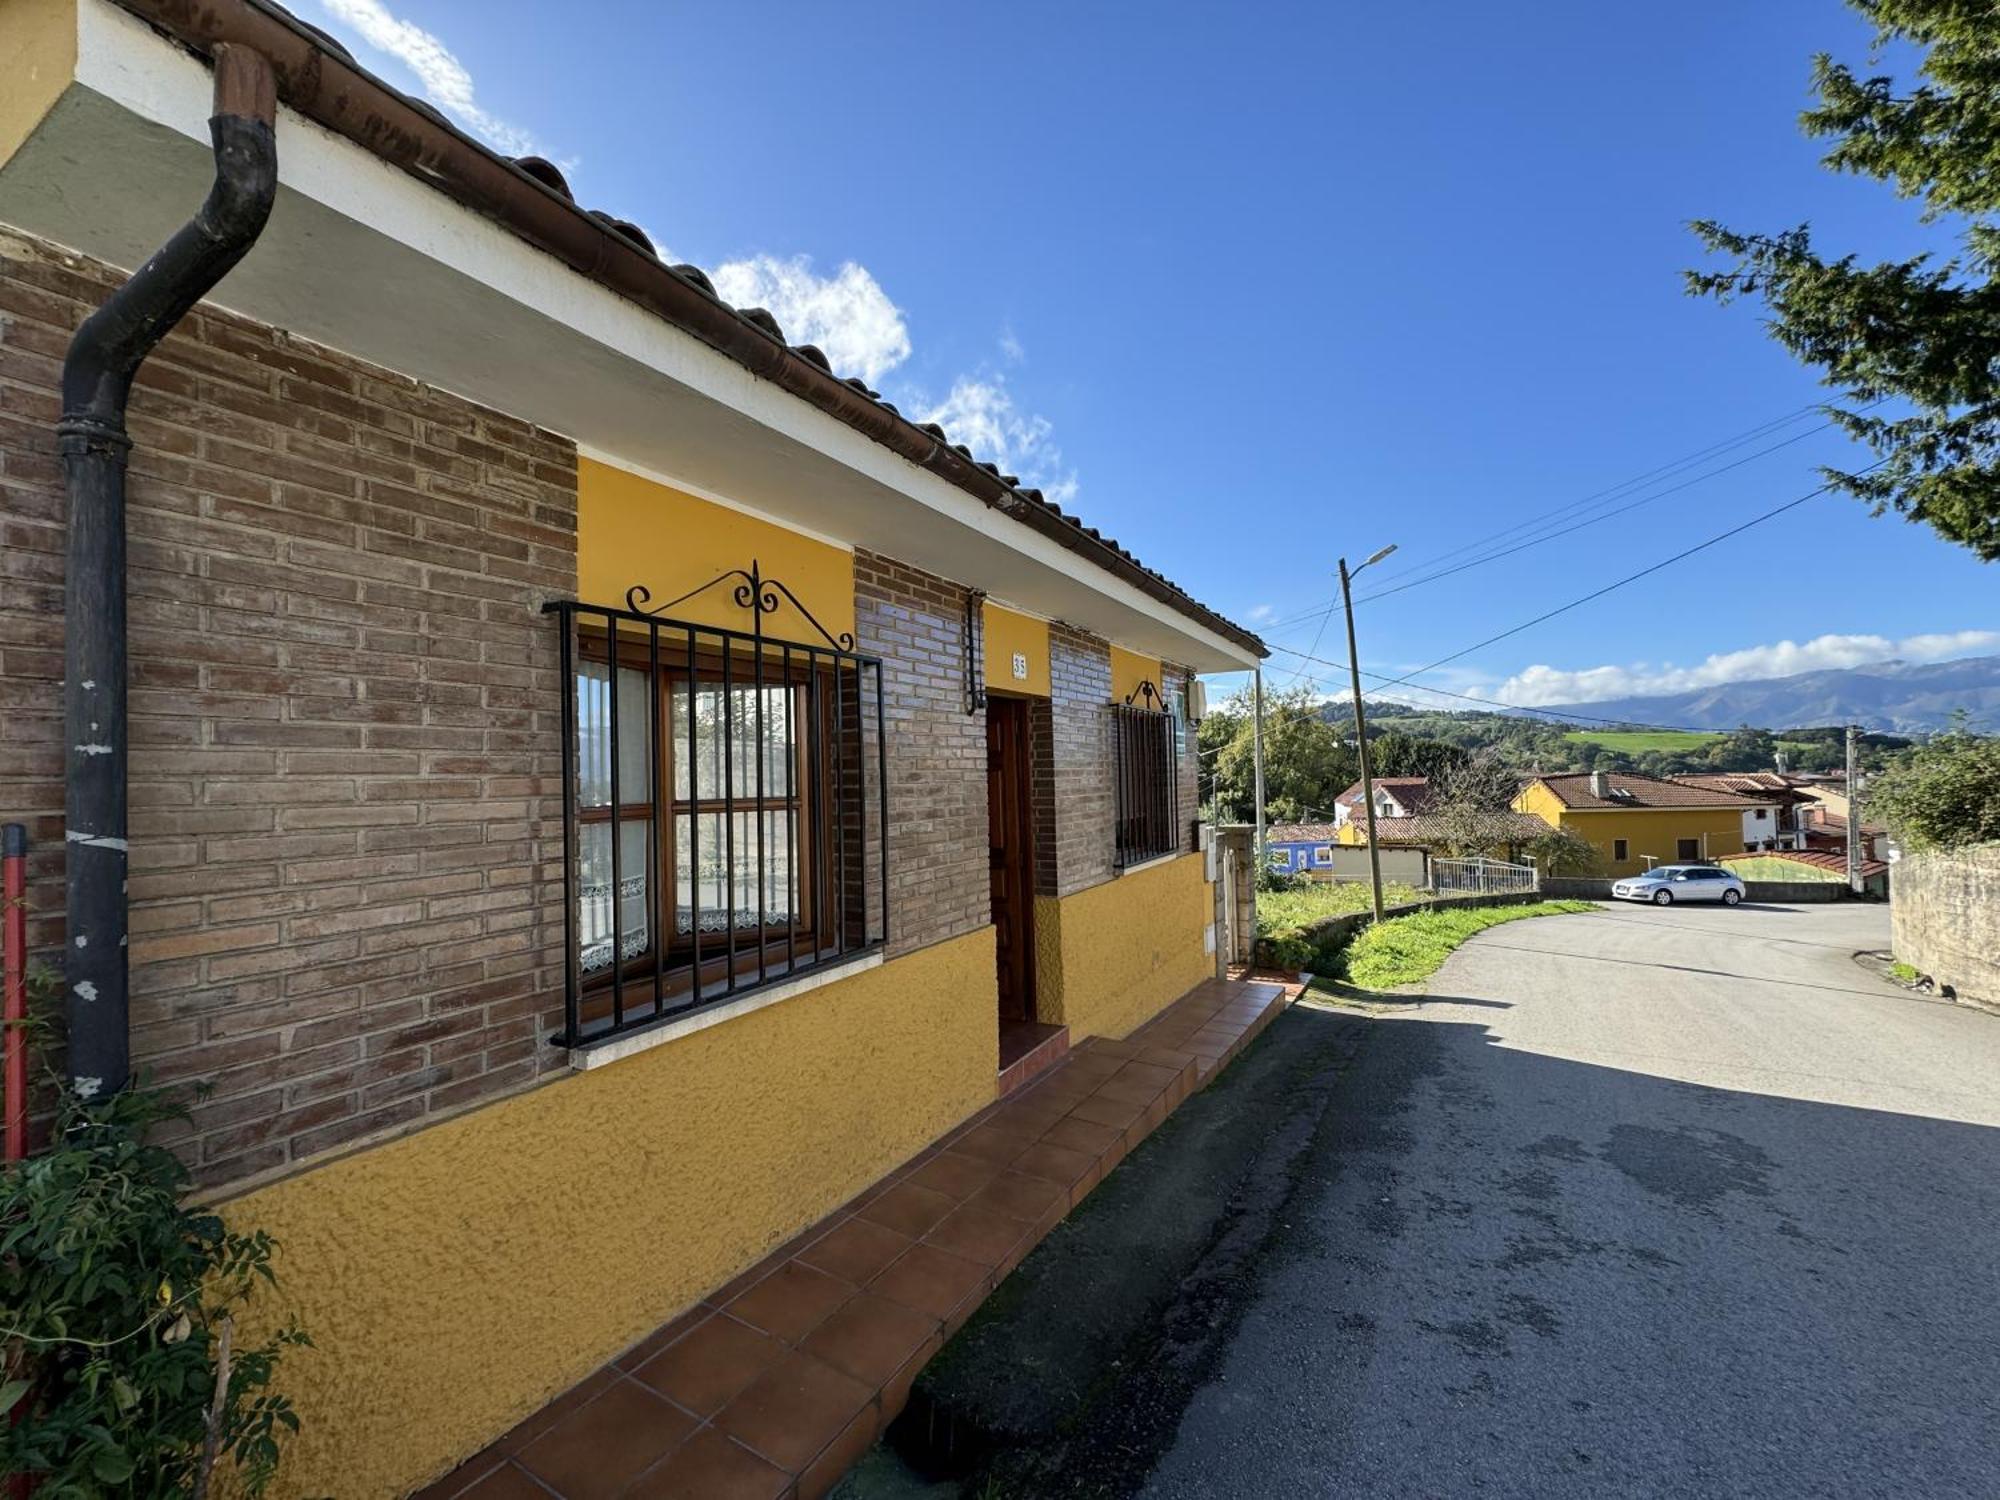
<box><xmin>0</xmin><ymin>0</ymin><xmax>1264</xmax><ymax>672</ymax></box>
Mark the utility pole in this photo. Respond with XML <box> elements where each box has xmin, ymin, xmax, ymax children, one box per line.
<box><xmin>1845</xmin><ymin>723</ymin><xmax>1863</xmax><ymax>895</ymax></box>
<box><xmin>1251</xmin><ymin>666</ymin><xmax>1268</xmax><ymax>876</ymax></box>
<box><xmin>1340</xmin><ymin>545</ymin><xmax>1398</xmax><ymax>923</ymax></box>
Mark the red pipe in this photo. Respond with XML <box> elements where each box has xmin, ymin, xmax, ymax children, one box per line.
<box><xmin>4</xmin><ymin>823</ymin><xmax>25</xmax><ymax>1498</ymax></box>
<box><xmin>3</xmin><ymin>822</ymin><xmax>27</xmax><ymax>1163</ymax></box>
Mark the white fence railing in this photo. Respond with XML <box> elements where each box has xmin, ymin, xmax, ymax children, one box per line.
<box><xmin>1431</xmin><ymin>855</ymin><xmax>1538</xmax><ymax>895</ymax></box>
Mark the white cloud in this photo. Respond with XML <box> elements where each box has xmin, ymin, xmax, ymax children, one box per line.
<box><xmin>999</xmin><ymin>326</ymin><xmax>1025</xmax><ymax>363</ymax></box>
<box><xmin>1493</xmin><ymin>630</ymin><xmax>2000</xmax><ymax>706</ymax></box>
<box><xmin>910</xmin><ymin>373</ymin><xmax>1079</xmax><ymax>505</ymax></box>
<box><xmin>1244</xmin><ymin>603</ymin><xmax>1279</xmax><ymax>625</ymax></box>
<box><xmin>320</xmin><ymin>0</ymin><xmax>542</xmax><ymax>158</ymax></box>
<box><xmin>708</xmin><ymin>255</ymin><xmax>911</xmax><ymax>385</ymax></box>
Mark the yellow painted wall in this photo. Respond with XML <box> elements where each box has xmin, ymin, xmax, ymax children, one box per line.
<box><xmin>227</xmin><ymin>929</ymin><xmax>998</xmax><ymax>1499</ymax></box>
<box><xmin>1033</xmin><ymin>853</ymin><xmax>1211</xmax><ymax>1041</ymax></box>
<box><xmin>577</xmin><ymin>458</ymin><xmax>855</xmax><ymax>643</ymax></box>
<box><xmin>0</xmin><ymin>0</ymin><xmax>76</xmax><ymax>170</ymax></box>
<box><xmin>1109</xmin><ymin>645</ymin><xmax>1162</xmax><ymax>707</ymax></box>
<box><xmin>983</xmin><ymin>602</ymin><xmax>1050</xmax><ymax>696</ymax></box>
<box><xmin>1515</xmin><ymin>783</ymin><xmax>1747</xmax><ymax>876</ymax></box>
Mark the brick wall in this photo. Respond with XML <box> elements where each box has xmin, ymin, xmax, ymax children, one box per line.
<box><xmin>852</xmin><ymin>550</ymin><xmax>988</xmax><ymax>956</ymax></box>
<box><xmin>0</xmin><ymin>228</ymin><xmax>576</xmax><ymax>1186</ymax></box>
<box><xmin>1044</xmin><ymin>624</ymin><xmax>1114</xmax><ymax>896</ymax></box>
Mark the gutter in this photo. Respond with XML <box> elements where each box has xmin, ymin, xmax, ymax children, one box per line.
<box><xmin>58</xmin><ymin>44</ymin><xmax>277</xmax><ymax>1098</ymax></box>
<box><xmin>106</xmin><ymin>0</ymin><xmax>1267</xmax><ymax>661</ymax></box>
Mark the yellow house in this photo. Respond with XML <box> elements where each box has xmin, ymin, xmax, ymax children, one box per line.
<box><xmin>0</xmin><ymin>5</ymin><xmax>1270</xmax><ymax>1495</ymax></box>
<box><xmin>1515</xmin><ymin>772</ymin><xmax>1774</xmax><ymax>876</ymax></box>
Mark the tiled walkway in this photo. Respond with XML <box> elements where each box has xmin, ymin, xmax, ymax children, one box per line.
<box><xmin>415</xmin><ymin>976</ymin><xmax>1292</xmax><ymax>1500</ymax></box>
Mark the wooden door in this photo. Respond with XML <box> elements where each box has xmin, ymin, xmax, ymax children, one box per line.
<box><xmin>986</xmin><ymin>698</ymin><xmax>1037</xmax><ymax>1024</ymax></box>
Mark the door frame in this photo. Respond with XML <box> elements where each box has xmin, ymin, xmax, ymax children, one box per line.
<box><xmin>985</xmin><ymin>693</ymin><xmax>1039</xmax><ymax>1026</ymax></box>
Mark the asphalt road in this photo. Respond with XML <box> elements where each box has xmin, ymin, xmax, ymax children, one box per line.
<box><xmin>1142</xmin><ymin>900</ymin><xmax>2000</xmax><ymax>1499</ymax></box>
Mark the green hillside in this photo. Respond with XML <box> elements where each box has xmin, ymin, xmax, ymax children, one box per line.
<box><xmin>1561</xmin><ymin>729</ymin><xmax>1720</xmax><ymax>754</ymax></box>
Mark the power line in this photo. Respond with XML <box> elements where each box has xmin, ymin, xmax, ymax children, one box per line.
<box><xmin>1344</xmin><ymin>420</ymin><xmax>1843</xmax><ymax>608</ymax></box>
<box><xmin>1369</xmin><ymin>471</ymin><xmax>1873</xmax><ymax>692</ymax></box>
<box><xmin>1257</xmin><ymin>402</ymin><xmax>1857</xmax><ymax>635</ymax></box>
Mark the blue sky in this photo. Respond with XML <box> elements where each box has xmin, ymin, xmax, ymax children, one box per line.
<box><xmin>301</xmin><ymin>0</ymin><xmax>1995</xmax><ymax>710</ymax></box>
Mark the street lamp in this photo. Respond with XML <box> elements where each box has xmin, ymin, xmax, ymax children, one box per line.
<box><xmin>1339</xmin><ymin>544</ymin><xmax>1397</xmax><ymax>923</ymax></box>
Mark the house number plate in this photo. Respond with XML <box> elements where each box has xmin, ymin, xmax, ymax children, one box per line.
<box><xmin>1012</xmin><ymin>651</ymin><xmax>1029</xmax><ymax>680</ymax></box>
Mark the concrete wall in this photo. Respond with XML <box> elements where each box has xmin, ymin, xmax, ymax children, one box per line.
<box><xmin>1891</xmin><ymin>844</ymin><xmax>2000</xmax><ymax>1006</ymax></box>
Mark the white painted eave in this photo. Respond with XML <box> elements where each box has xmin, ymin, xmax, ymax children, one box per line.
<box><xmin>0</xmin><ymin>0</ymin><xmax>1260</xmax><ymax>673</ymax></box>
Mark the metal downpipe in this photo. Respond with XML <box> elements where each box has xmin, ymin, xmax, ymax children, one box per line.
<box><xmin>57</xmin><ymin>45</ymin><xmax>277</xmax><ymax>1098</ymax></box>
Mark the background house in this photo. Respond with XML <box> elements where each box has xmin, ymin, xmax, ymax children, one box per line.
<box><xmin>1515</xmin><ymin>771</ymin><xmax>1775</xmax><ymax>875</ymax></box>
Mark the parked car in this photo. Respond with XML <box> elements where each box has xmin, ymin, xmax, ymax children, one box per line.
<box><xmin>1612</xmin><ymin>865</ymin><xmax>1746</xmax><ymax>906</ymax></box>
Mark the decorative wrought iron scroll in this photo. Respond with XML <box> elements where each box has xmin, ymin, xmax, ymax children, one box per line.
<box><xmin>1124</xmin><ymin>678</ymin><xmax>1164</xmax><ymax>710</ymax></box>
<box><xmin>964</xmin><ymin>588</ymin><xmax>988</xmax><ymax>715</ymax></box>
<box><xmin>625</xmin><ymin>559</ymin><xmax>855</xmax><ymax>651</ymax></box>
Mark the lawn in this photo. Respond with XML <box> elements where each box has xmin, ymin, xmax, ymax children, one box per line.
<box><xmin>1340</xmin><ymin>901</ymin><xmax>1597</xmax><ymax>990</ymax></box>
<box><xmin>1257</xmin><ymin>879</ymin><xmax>1428</xmax><ymax>937</ymax></box>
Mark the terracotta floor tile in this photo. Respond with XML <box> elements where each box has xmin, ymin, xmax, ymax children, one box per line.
<box><xmin>1095</xmin><ymin>1075</ymin><xmax>1167</xmax><ymax>1109</ymax></box>
<box><xmin>923</xmin><ymin>1201</ymin><xmax>1033</xmax><ymax>1269</ymax></box>
<box><xmin>869</xmin><ymin>1242</ymin><xmax>992</xmax><ymax>1322</ymax></box>
<box><xmin>857</xmin><ymin>1179</ymin><xmax>959</xmax><ymax>1240</ymax></box>
<box><xmin>726</xmin><ymin>1261</ymin><xmax>855</xmax><ymax>1344</ymax></box>
<box><xmin>800</xmin><ymin>1290</ymin><xmax>943</xmax><ymax>1386</ymax></box>
<box><xmin>795</xmin><ymin>1215</ymin><xmax>914</xmax><ymax>1286</ymax></box>
<box><xmin>516</xmin><ymin>1377</ymin><xmax>696</xmax><ymax>1498</ymax></box>
<box><xmin>798</xmin><ymin>1403</ymin><xmax>884</xmax><ymax>1500</ymax></box>
<box><xmin>714</xmin><ymin>1349</ymin><xmax>876</xmax><ymax>1474</ymax></box>
<box><xmin>1039</xmin><ymin>1114</ymin><xmax>1124</xmax><ymax>1157</ymax></box>
<box><xmin>631</xmin><ymin>1312</ymin><xmax>786</xmax><ymax>1418</ymax></box>
<box><xmin>625</xmin><ymin>1429</ymin><xmax>791</xmax><ymax>1500</ymax></box>
<box><xmin>1009</xmin><ymin>1139</ymin><xmax>1097</xmax><ymax>1191</ymax></box>
<box><xmin>904</xmin><ymin>1149</ymin><xmax>1001</xmax><ymax>1202</ymax></box>
<box><xmin>458</xmin><ymin>1463</ymin><xmax>555</xmax><ymax>1500</ymax></box>
<box><xmin>969</xmin><ymin>1169</ymin><xmax>1067</xmax><ymax>1225</ymax></box>
<box><xmin>409</xmin><ymin>1447</ymin><xmax>506</xmax><ymax>1500</ymax></box>
<box><xmin>951</xmin><ymin>1121</ymin><xmax>1035</xmax><ymax>1168</ymax></box>
<box><xmin>1115</xmin><ymin>1060</ymin><xmax>1185</xmax><ymax>1091</ymax></box>
<box><xmin>492</xmin><ymin>1366</ymin><xmax>621</xmax><ymax>1455</ymax></box>
<box><xmin>1068</xmin><ymin>1093</ymin><xmax>1145</xmax><ymax>1130</ymax></box>
<box><xmin>615</xmin><ymin>1304</ymin><xmax>711</xmax><ymax>1371</ymax></box>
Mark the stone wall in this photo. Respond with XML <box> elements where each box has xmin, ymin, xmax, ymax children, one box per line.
<box><xmin>1891</xmin><ymin>843</ymin><xmax>2000</xmax><ymax>1006</ymax></box>
<box><xmin>0</xmin><ymin>228</ymin><xmax>576</xmax><ymax>1185</ymax></box>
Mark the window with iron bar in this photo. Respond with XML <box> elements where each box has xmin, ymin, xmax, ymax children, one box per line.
<box><xmin>550</xmin><ymin>598</ymin><xmax>886</xmax><ymax>1049</ymax></box>
<box><xmin>1111</xmin><ymin>699</ymin><xmax>1181</xmax><ymax>867</ymax></box>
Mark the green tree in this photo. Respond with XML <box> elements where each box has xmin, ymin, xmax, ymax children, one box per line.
<box><xmin>1863</xmin><ymin>722</ymin><xmax>2000</xmax><ymax>849</ymax></box>
<box><xmin>1688</xmin><ymin>0</ymin><xmax>2000</xmax><ymax>559</ymax></box>
<box><xmin>1209</xmin><ymin>686</ymin><xmax>1358</xmax><ymax>823</ymax></box>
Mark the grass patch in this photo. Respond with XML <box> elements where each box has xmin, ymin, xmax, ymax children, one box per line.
<box><xmin>1256</xmin><ymin>879</ymin><xmax>1428</xmax><ymax>934</ymax></box>
<box><xmin>1889</xmin><ymin>960</ymin><xmax>1920</xmax><ymax>983</ymax></box>
<box><xmin>1256</xmin><ymin>879</ymin><xmax>1429</xmax><ymax>971</ymax></box>
<box><xmin>1341</xmin><ymin>901</ymin><xmax>1596</xmax><ymax>990</ymax></box>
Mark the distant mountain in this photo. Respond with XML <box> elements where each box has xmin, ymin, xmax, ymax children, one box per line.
<box><xmin>1535</xmin><ymin>655</ymin><xmax>2000</xmax><ymax>735</ymax></box>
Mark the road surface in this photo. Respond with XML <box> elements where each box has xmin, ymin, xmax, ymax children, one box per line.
<box><xmin>1143</xmin><ymin>900</ymin><xmax>2000</xmax><ymax>1498</ymax></box>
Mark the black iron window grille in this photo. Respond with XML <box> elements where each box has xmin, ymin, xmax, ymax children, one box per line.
<box><xmin>548</xmin><ymin>563</ymin><xmax>887</xmax><ymax>1049</ymax></box>
<box><xmin>1111</xmin><ymin>692</ymin><xmax>1181</xmax><ymax>868</ymax></box>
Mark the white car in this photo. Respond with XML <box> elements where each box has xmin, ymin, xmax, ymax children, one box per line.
<box><xmin>1611</xmin><ymin>865</ymin><xmax>1747</xmax><ymax>906</ymax></box>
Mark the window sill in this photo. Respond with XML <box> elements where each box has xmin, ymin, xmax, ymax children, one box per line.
<box><xmin>1116</xmin><ymin>850</ymin><xmax>1186</xmax><ymax>879</ymax></box>
<box><xmin>565</xmin><ymin>950</ymin><xmax>886</xmax><ymax>1072</ymax></box>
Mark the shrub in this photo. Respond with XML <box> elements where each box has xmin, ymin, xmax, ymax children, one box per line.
<box><xmin>1</xmin><ymin>970</ymin><xmax>310</xmax><ymax>1494</ymax></box>
<box><xmin>1864</xmin><ymin>727</ymin><xmax>2000</xmax><ymax>852</ymax></box>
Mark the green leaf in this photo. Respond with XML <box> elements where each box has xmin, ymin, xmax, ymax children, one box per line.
<box><xmin>0</xmin><ymin>1378</ymin><xmax>29</xmax><ymax>1416</ymax></box>
<box><xmin>90</xmin><ymin>1447</ymin><xmax>135</xmax><ymax>1484</ymax></box>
